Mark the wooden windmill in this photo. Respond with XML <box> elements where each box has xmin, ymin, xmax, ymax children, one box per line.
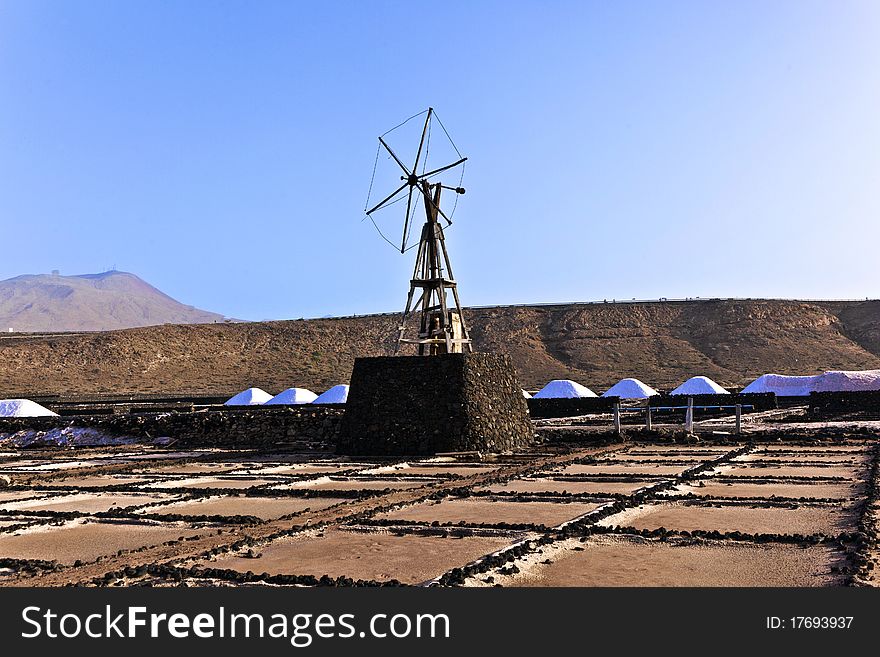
<box><xmin>365</xmin><ymin>108</ymin><xmax>473</xmax><ymax>355</ymax></box>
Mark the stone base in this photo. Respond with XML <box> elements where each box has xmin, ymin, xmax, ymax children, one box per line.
<box><xmin>337</xmin><ymin>353</ymin><xmax>534</xmax><ymax>456</ymax></box>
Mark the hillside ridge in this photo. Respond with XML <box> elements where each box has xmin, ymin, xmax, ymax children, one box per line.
<box><xmin>1</xmin><ymin>298</ymin><xmax>879</xmax><ymax>397</ymax></box>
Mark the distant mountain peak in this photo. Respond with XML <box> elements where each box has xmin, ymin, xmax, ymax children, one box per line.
<box><xmin>0</xmin><ymin>270</ymin><xmax>230</xmax><ymax>332</ymax></box>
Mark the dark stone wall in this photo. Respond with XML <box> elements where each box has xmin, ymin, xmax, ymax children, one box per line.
<box><xmin>526</xmin><ymin>397</ymin><xmax>620</xmax><ymax>419</ymax></box>
<box><xmin>337</xmin><ymin>353</ymin><xmax>534</xmax><ymax>456</ymax></box>
<box><xmin>808</xmin><ymin>390</ymin><xmax>880</xmax><ymax>419</ymax></box>
<box><xmin>0</xmin><ymin>406</ymin><xmax>344</xmax><ymax>447</ymax></box>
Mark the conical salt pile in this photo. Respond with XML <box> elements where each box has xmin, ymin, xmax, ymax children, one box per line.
<box><xmin>312</xmin><ymin>384</ymin><xmax>349</xmax><ymax>404</ymax></box>
<box><xmin>602</xmin><ymin>378</ymin><xmax>659</xmax><ymax>399</ymax></box>
<box><xmin>669</xmin><ymin>376</ymin><xmax>729</xmax><ymax>395</ymax></box>
<box><xmin>533</xmin><ymin>379</ymin><xmax>597</xmax><ymax>399</ymax></box>
<box><xmin>224</xmin><ymin>387</ymin><xmax>273</xmax><ymax>406</ymax></box>
<box><xmin>0</xmin><ymin>399</ymin><xmax>58</xmax><ymax>417</ymax></box>
<box><xmin>265</xmin><ymin>387</ymin><xmax>318</xmax><ymax>405</ymax></box>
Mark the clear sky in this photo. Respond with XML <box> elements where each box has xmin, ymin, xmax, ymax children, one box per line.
<box><xmin>1</xmin><ymin>0</ymin><xmax>879</xmax><ymax>320</ymax></box>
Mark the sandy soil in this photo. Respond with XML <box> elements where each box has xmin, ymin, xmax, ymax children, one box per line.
<box><xmin>140</xmin><ymin>495</ymin><xmax>346</xmax><ymax>520</ymax></box>
<box><xmin>200</xmin><ymin>528</ymin><xmax>519</xmax><ymax>584</ymax></box>
<box><xmin>377</xmin><ymin>498</ymin><xmax>604</xmax><ymax>527</ymax></box>
<box><xmin>0</xmin><ymin>492</ymin><xmax>179</xmax><ymax>514</ymax></box>
<box><xmin>0</xmin><ymin>519</ymin><xmax>207</xmax><ymax>564</ymax></box>
<box><xmin>599</xmin><ymin>502</ymin><xmax>854</xmax><ymax>535</ymax></box>
<box><xmin>478</xmin><ymin>535</ymin><xmax>842</xmax><ymax>587</ymax></box>
<box><xmin>478</xmin><ymin>478</ymin><xmax>655</xmax><ymax>495</ymax></box>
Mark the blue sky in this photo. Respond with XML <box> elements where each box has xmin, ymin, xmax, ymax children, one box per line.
<box><xmin>1</xmin><ymin>1</ymin><xmax>878</xmax><ymax>320</ymax></box>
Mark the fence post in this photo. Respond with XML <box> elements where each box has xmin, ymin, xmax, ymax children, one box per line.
<box><xmin>685</xmin><ymin>397</ymin><xmax>694</xmax><ymax>433</ymax></box>
<box><xmin>735</xmin><ymin>404</ymin><xmax>742</xmax><ymax>435</ymax></box>
<box><xmin>645</xmin><ymin>406</ymin><xmax>652</xmax><ymax>430</ymax></box>
<box><xmin>613</xmin><ymin>403</ymin><xmax>621</xmax><ymax>435</ymax></box>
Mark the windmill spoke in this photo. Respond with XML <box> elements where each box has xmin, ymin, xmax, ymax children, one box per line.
<box><xmin>366</xmin><ymin>181</ymin><xmax>408</xmax><ymax>215</ymax></box>
<box><xmin>419</xmin><ymin>157</ymin><xmax>467</xmax><ymax>180</ymax></box>
<box><xmin>412</xmin><ymin>108</ymin><xmax>432</xmax><ymax>179</ymax></box>
<box><xmin>379</xmin><ymin>137</ymin><xmax>412</xmax><ymax>177</ymax></box>
<box><xmin>400</xmin><ymin>188</ymin><xmax>414</xmax><ymax>252</ymax></box>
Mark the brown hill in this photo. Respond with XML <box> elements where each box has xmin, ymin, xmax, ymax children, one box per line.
<box><xmin>0</xmin><ymin>271</ymin><xmax>228</xmax><ymax>332</ymax></box>
<box><xmin>1</xmin><ymin>299</ymin><xmax>879</xmax><ymax>398</ymax></box>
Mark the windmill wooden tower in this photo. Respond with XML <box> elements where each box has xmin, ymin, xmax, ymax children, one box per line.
<box><xmin>365</xmin><ymin>108</ymin><xmax>472</xmax><ymax>355</ymax></box>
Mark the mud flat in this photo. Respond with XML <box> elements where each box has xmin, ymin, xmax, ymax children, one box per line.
<box><xmin>477</xmin><ymin>535</ymin><xmax>842</xmax><ymax>587</ymax></box>
<box><xmin>39</xmin><ymin>474</ymin><xmax>159</xmax><ymax>488</ymax></box>
<box><xmin>599</xmin><ymin>502</ymin><xmax>855</xmax><ymax>535</ymax></box>
<box><xmin>140</xmin><ymin>495</ymin><xmax>346</xmax><ymax>520</ymax></box>
<box><xmin>357</xmin><ymin>464</ymin><xmax>497</xmax><ymax>477</ymax></box>
<box><xmin>272</xmin><ymin>477</ymin><xmax>437</xmax><ymax>492</ymax></box>
<box><xmin>0</xmin><ymin>490</ymin><xmax>50</xmax><ymax>503</ymax></box>
<box><xmin>377</xmin><ymin>498</ymin><xmax>604</xmax><ymax>527</ymax></box>
<box><xmin>144</xmin><ymin>477</ymin><xmax>277</xmax><ymax>490</ymax></box>
<box><xmin>717</xmin><ymin>464</ymin><xmax>864</xmax><ymax>479</ymax></box>
<box><xmin>198</xmin><ymin>528</ymin><xmax>520</xmax><ymax>584</ymax></box>
<box><xmin>0</xmin><ymin>491</ymin><xmax>179</xmax><ymax>514</ymax></box>
<box><xmin>555</xmin><ymin>463</ymin><xmax>691</xmax><ymax>476</ymax></box>
<box><xmin>478</xmin><ymin>478</ymin><xmax>655</xmax><ymax>496</ymax></box>
<box><xmin>595</xmin><ymin>454</ymin><xmax>714</xmax><ymax>463</ymax></box>
<box><xmin>135</xmin><ymin>463</ymin><xmax>245</xmax><ymax>475</ymax></box>
<box><xmin>663</xmin><ymin>480</ymin><xmax>861</xmax><ymax>500</ymax></box>
<box><xmin>229</xmin><ymin>463</ymin><xmax>363</xmax><ymax>476</ymax></box>
<box><xmin>625</xmin><ymin>448</ymin><xmax>732</xmax><ymax>456</ymax></box>
<box><xmin>0</xmin><ymin>519</ymin><xmax>208</xmax><ymax>564</ymax></box>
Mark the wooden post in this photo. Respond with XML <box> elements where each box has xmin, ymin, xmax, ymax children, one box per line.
<box><xmin>735</xmin><ymin>404</ymin><xmax>742</xmax><ymax>435</ymax></box>
<box><xmin>685</xmin><ymin>397</ymin><xmax>694</xmax><ymax>433</ymax></box>
<box><xmin>613</xmin><ymin>403</ymin><xmax>621</xmax><ymax>435</ymax></box>
<box><xmin>645</xmin><ymin>406</ymin><xmax>652</xmax><ymax>430</ymax></box>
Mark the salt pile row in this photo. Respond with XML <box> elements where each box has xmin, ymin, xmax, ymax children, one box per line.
<box><xmin>742</xmin><ymin>369</ymin><xmax>880</xmax><ymax>396</ymax></box>
<box><xmin>224</xmin><ymin>384</ymin><xmax>350</xmax><ymax>406</ymax></box>
<box><xmin>530</xmin><ymin>376</ymin><xmax>726</xmax><ymax>399</ymax></box>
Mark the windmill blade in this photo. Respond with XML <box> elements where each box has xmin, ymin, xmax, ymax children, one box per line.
<box><xmin>412</xmin><ymin>108</ymin><xmax>432</xmax><ymax>178</ymax></box>
<box><xmin>366</xmin><ymin>181</ymin><xmax>408</xmax><ymax>215</ymax></box>
<box><xmin>419</xmin><ymin>157</ymin><xmax>467</xmax><ymax>180</ymax></box>
<box><xmin>378</xmin><ymin>137</ymin><xmax>412</xmax><ymax>177</ymax></box>
<box><xmin>400</xmin><ymin>188</ymin><xmax>415</xmax><ymax>252</ymax></box>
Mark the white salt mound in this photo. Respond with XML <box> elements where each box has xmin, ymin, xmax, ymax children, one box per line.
<box><xmin>312</xmin><ymin>384</ymin><xmax>349</xmax><ymax>404</ymax></box>
<box><xmin>669</xmin><ymin>376</ymin><xmax>729</xmax><ymax>395</ymax></box>
<box><xmin>602</xmin><ymin>378</ymin><xmax>659</xmax><ymax>399</ymax></box>
<box><xmin>741</xmin><ymin>374</ymin><xmax>817</xmax><ymax>397</ymax></box>
<box><xmin>224</xmin><ymin>387</ymin><xmax>273</xmax><ymax>406</ymax></box>
<box><xmin>814</xmin><ymin>369</ymin><xmax>880</xmax><ymax>393</ymax></box>
<box><xmin>265</xmin><ymin>387</ymin><xmax>318</xmax><ymax>405</ymax></box>
<box><xmin>0</xmin><ymin>399</ymin><xmax>58</xmax><ymax>417</ymax></box>
<box><xmin>533</xmin><ymin>379</ymin><xmax>597</xmax><ymax>399</ymax></box>
<box><xmin>522</xmin><ymin>389</ymin><xmax>532</xmax><ymax>399</ymax></box>
<box><xmin>741</xmin><ymin>370</ymin><xmax>880</xmax><ymax>395</ymax></box>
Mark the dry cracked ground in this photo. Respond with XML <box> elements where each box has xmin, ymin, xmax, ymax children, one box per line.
<box><xmin>1</xmin><ymin>435</ymin><xmax>878</xmax><ymax>588</ymax></box>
